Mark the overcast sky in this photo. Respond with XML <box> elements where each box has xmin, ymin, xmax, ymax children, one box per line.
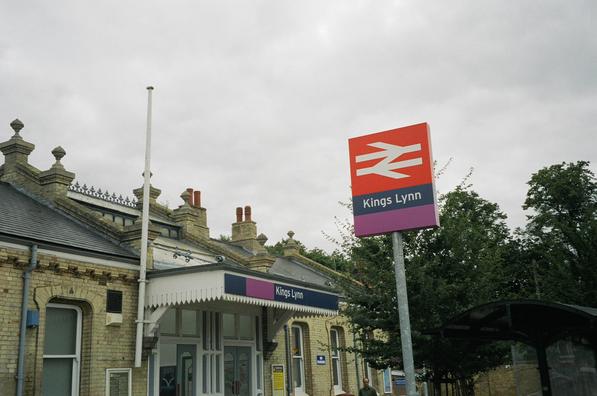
<box><xmin>1</xmin><ymin>1</ymin><xmax>595</xmax><ymax>252</ymax></box>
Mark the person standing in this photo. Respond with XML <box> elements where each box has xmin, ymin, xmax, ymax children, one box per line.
<box><xmin>359</xmin><ymin>377</ymin><xmax>378</xmax><ymax>396</ymax></box>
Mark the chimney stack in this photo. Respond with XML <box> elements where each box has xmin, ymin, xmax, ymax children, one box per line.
<box><xmin>231</xmin><ymin>205</ymin><xmax>261</xmax><ymax>253</ymax></box>
<box><xmin>172</xmin><ymin>187</ymin><xmax>209</xmax><ymax>239</ymax></box>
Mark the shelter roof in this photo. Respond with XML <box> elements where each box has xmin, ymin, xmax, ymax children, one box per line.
<box><xmin>428</xmin><ymin>299</ymin><xmax>597</xmax><ymax>345</ymax></box>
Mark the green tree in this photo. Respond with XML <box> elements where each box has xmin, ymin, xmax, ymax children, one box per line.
<box><xmin>522</xmin><ymin>161</ymin><xmax>597</xmax><ymax>305</ymax></box>
<box><xmin>342</xmin><ymin>186</ymin><xmax>514</xmax><ymax>395</ymax></box>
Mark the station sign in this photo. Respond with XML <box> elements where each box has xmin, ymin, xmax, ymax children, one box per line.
<box><xmin>348</xmin><ymin>123</ymin><xmax>439</xmax><ymax>237</ymax></box>
<box><xmin>224</xmin><ymin>274</ymin><xmax>339</xmax><ymax>311</ymax></box>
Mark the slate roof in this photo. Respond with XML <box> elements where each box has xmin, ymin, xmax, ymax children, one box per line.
<box><xmin>0</xmin><ymin>182</ymin><xmax>138</xmax><ymax>260</ymax></box>
<box><xmin>209</xmin><ymin>238</ymin><xmax>254</xmax><ymax>257</ymax></box>
<box><xmin>269</xmin><ymin>256</ymin><xmax>334</xmax><ymax>287</ymax></box>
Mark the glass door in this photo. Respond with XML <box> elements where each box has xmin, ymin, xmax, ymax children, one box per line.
<box><xmin>177</xmin><ymin>345</ymin><xmax>196</xmax><ymax>396</ymax></box>
<box><xmin>224</xmin><ymin>346</ymin><xmax>252</xmax><ymax>396</ymax></box>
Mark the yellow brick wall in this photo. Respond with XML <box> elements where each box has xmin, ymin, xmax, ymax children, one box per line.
<box><xmin>0</xmin><ymin>245</ymin><xmax>147</xmax><ymax>395</ymax></box>
<box><xmin>474</xmin><ymin>364</ymin><xmax>541</xmax><ymax>396</ymax></box>
<box><xmin>264</xmin><ymin>314</ymin><xmax>384</xmax><ymax>396</ymax></box>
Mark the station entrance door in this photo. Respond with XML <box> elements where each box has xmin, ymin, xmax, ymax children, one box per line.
<box><xmin>224</xmin><ymin>346</ymin><xmax>252</xmax><ymax>396</ymax></box>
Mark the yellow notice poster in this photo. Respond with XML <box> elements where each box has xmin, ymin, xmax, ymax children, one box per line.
<box><xmin>272</xmin><ymin>364</ymin><xmax>285</xmax><ymax>396</ymax></box>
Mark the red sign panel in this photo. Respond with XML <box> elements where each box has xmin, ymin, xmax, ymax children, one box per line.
<box><xmin>348</xmin><ymin>123</ymin><xmax>439</xmax><ymax>237</ymax></box>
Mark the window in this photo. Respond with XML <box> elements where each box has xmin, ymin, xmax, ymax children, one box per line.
<box><xmin>42</xmin><ymin>303</ymin><xmax>82</xmax><ymax>396</ymax></box>
<box><xmin>239</xmin><ymin>315</ymin><xmax>253</xmax><ymax>340</ymax></box>
<box><xmin>255</xmin><ymin>316</ymin><xmax>263</xmax><ymax>395</ymax></box>
<box><xmin>201</xmin><ymin>311</ymin><xmax>222</xmax><ymax>394</ymax></box>
<box><xmin>181</xmin><ymin>309</ymin><xmax>199</xmax><ymax>336</ymax></box>
<box><xmin>106</xmin><ymin>368</ymin><xmax>131</xmax><ymax>396</ymax></box>
<box><xmin>159</xmin><ymin>309</ymin><xmax>177</xmax><ymax>335</ymax></box>
<box><xmin>291</xmin><ymin>325</ymin><xmax>306</xmax><ymax>393</ymax></box>
<box><xmin>106</xmin><ymin>290</ymin><xmax>123</xmax><ymax>313</ymax></box>
<box><xmin>222</xmin><ymin>313</ymin><xmax>254</xmax><ymax>341</ymax></box>
<box><xmin>159</xmin><ymin>308</ymin><xmax>200</xmax><ymax>337</ymax></box>
<box><xmin>223</xmin><ymin>313</ymin><xmax>235</xmax><ymax>339</ymax></box>
<box><xmin>330</xmin><ymin>328</ymin><xmax>343</xmax><ymax>393</ymax></box>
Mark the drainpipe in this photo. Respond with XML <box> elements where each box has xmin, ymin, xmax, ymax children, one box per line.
<box><xmin>134</xmin><ymin>86</ymin><xmax>154</xmax><ymax>367</ymax></box>
<box><xmin>284</xmin><ymin>324</ymin><xmax>293</xmax><ymax>396</ymax></box>
<box><xmin>16</xmin><ymin>244</ymin><xmax>38</xmax><ymax>396</ymax></box>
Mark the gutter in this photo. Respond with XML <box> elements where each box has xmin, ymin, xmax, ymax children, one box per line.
<box><xmin>16</xmin><ymin>244</ymin><xmax>37</xmax><ymax>396</ymax></box>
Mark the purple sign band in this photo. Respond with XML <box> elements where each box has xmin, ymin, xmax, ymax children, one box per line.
<box><xmin>354</xmin><ymin>203</ymin><xmax>439</xmax><ymax>237</ymax></box>
<box><xmin>246</xmin><ymin>277</ymin><xmax>274</xmax><ymax>300</ymax></box>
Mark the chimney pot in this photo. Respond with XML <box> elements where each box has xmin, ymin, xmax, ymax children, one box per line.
<box><xmin>236</xmin><ymin>207</ymin><xmax>243</xmax><ymax>223</ymax></box>
<box><xmin>186</xmin><ymin>188</ymin><xmax>194</xmax><ymax>207</ymax></box>
<box><xmin>244</xmin><ymin>206</ymin><xmax>252</xmax><ymax>222</ymax></box>
<box><xmin>193</xmin><ymin>191</ymin><xmax>201</xmax><ymax>208</ymax></box>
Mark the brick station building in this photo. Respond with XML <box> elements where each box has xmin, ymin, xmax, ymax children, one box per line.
<box><xmin>0</xmin><ymin>119</ymin><xmax>383</xmax><ymax>396</ymax></box>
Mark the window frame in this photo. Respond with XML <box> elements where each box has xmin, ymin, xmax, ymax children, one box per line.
<box><xmin>330</xmin><ymin>328</ymin><xmax>343</xmax><ymax>393</ymax></box>
<box><xmin>105</xmin><ymin>368</ymin><xmax>132</xmax><ymax>396</ymax></box>
<box><xmin>291</xmin><ymin>324</ymin><xmax>306</xmax><ymax>394</ymax></box>
<box><xmin>43</xmin><ymin>303</ymin><xmax>83</xmax><ymax>396</ymax></box>
<box><xmin>201</xmin><ymin>311</ymin><xmax>223</xmax><ymax>395</ymax></box>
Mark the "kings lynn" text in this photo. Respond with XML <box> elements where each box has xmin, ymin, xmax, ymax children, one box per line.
<box><xmin>276</xmin><ymin>286</ymin><xmax>304</xmax><ymax>301</ymax></box>
<box><xmin>362</xmin><ymin>191</ymin><xmax>422</xmax><ymax>209</ymax></box>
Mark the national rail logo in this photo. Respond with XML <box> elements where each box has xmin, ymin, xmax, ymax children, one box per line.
<box><xmin>348</xmin><ymin>123</ymin><xmax>439</xmax><ymax>237</ymax></box>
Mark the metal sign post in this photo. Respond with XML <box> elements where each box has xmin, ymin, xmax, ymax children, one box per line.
<box><xmin>392</xmin><ymin>231</ymin><xmax>417</xmax><ymax>396</ymax></box>
<box><xmin>348</xmin><ymin>123</ymin><xmax>439</xmax><ymax>396</ymax></box>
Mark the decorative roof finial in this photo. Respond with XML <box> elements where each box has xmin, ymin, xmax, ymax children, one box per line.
<box><xmin>10</xmin><ymin>119</ymin><xmax>24</xmax><ymax>139</ymax></box>
<box><xmin>283</xmin><ymin>230</ymin><xmax>300</xmax><ymax>256</ymax></box>
<box><xmin>180</xmin><ymin>189</ymin><xmax>191</xmax><ymax>207</ymax></box>
<box><xmin>257</xmin><ymin>233</ymin><xmax>268</xmax><ymax>246</ymax></box>
<box><xmin>52</xmin><ymin>146</ymin><xmax>66</xmax><ymax>165</ymax></box>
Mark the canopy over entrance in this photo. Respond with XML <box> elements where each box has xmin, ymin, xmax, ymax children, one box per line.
<box><xmin>428</xmin><ymin>299</ymin><xmax>597</xmax><ymax>396</ymax></box>
<box><xmin>145</xmin><ymin>262</ymin><xmax>339</xmax><ymax>315</ymax></box>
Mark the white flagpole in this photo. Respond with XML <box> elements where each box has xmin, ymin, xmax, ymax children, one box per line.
<box><xmin>134</xmin><ymin>86</ymin><xmax>154</xmax><ymax>367</ymax></box>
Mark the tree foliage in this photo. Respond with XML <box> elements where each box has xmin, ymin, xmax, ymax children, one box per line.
<box><xmin>341</xmin><ymin>187</ymin><xmax>514</xmax><ymax>393</ymax></box>
<box><xmin>522</xmin><ymin>161</ymin><xmax>597</xmax><ymax>305</ymax></box>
